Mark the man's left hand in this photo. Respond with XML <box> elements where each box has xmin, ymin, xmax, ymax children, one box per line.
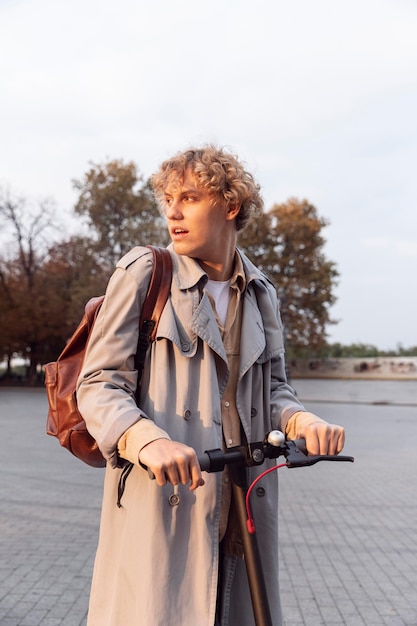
<box><xmin>285</xmin><ymin>411</ymin><xmax>345</xmax><ymax>456</ymax></box>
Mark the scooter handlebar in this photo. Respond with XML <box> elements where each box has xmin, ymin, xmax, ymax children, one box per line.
<box><xmin>146</xmin><ymin>432</ymin><xmax>353</xmax><ymax>478</ymax></box>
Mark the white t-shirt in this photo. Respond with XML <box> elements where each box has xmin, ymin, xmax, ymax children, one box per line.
<box><xmin>205</xmin><ymin>279</ymin><xmax>231</xmax><ymax>327</ymax></box>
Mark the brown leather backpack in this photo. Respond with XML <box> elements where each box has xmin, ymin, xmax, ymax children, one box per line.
<box><xmin>44</xmin><ymin>246</ymin><xmax>172</xmax><ymax>468</ymax></box>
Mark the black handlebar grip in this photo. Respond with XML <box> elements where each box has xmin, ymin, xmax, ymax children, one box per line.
<box><xmin>292</xmin><ymin>438</ymin><xmax>307</xmax><ymax>454</ymax></box>
<box><xmin>197</xmin><ymin>453</ymin><xmax>211</xmax><ymax>472</ymax></box>
<box><xmin>145</xmin><ymin>451</ymin><xmax>215</xmax><ymax>479</ymax></box>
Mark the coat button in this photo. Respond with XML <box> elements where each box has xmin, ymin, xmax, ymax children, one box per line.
<box><xmin>181</xmin><ymin>342</ymin><xmax>190</xmax><ymax>352</ymax></box>
<box><xmin>251</xmin><ymin>407</ymin><xmax>258</xmax><ymax>417</ymax></box>
<box><xmin>183</xmin><ymin>410</ymin><xmax>191</xmax><ymax>420</ymax></box>
<box><xmin>256</xmin><ymin>487</ymin><xmax>266</xmax><ymax>497</ymax></box>
<box><xmin>169</xmin><ymin>494</ymin><xmax>180</xmax><ymax>506</ymax></box>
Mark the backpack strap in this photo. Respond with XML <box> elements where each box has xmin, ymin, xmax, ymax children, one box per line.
<box><xmin>134</xmin><ymin>246</ymin><xmax>172</xmax><ymax>394</ymax></box>
<box><xmin>118</xmin><ymin>246</ymin><xmax>172</xmax><ymax>508</ymax></box>
<box><xmin>140</xmin><ymin>246</ymin><xmax>173</xmax><ymax>342</ymax></box>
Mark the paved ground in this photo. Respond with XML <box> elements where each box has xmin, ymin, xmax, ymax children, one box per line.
<box><xmin>0</xmin><ymin>382</ymin><xmax>416</xmax><ymax>625</ymax></box>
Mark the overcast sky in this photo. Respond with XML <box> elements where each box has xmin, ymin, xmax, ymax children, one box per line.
<box><xmin>1</xmin><ymin>0</ymin><xmax>416</xmax><ymax>350</ymax></box>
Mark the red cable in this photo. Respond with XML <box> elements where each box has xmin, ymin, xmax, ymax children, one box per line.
<box><xmin>245</xmin><ymin>463</ymin><xmax>286</xmax><ymax>534</ymax></box>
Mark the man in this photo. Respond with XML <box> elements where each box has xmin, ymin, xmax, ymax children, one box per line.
<box><xmin>77</xmin><ymin>145</ymin><xmax>345</xmax><ymax>626</ymax></box>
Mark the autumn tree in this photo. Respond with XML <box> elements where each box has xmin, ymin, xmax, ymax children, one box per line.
<box><xmin>39</xmin><ymin>235</ymin><xmax>111</xmax><ymax>362</ymax></box>
<box><xmin>0</xmin><ymin>189</ymin><xmax>59</xmax><ymax>381</ymax></box>
<box><xmin>239</xmin><ymin>198</ymin><xmax>338</xmax><ymax>356</ymax></box>
<box><xmin>73</xmin><ymin>159</ymin><xmax>169</xmax><ymax>271</ymax></box>
<box><xmin>0</xmin><ymin>258</ymin><xmax>18</xmax><ymax>376</ymax></box>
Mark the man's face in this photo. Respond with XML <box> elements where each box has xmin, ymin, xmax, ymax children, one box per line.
<box><xmin>163</xmin><ymin>168</ymin><xmax>233</xmax><ymax>265</ymax></box>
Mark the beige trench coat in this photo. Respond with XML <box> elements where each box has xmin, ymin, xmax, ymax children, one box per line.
<box><xmin>77</xmin><ymin>245</ymin><xmax>305</xmax><ymax>626</ymax></box>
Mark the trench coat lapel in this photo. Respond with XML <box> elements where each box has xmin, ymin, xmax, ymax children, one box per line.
<box><xmin>239</xmin><ymin>284</ymin><xmax>266</xmax><ymax>377</ymax></box>
<box><xmin>157</xmin><ymin>248</ymin><xmax>272</xmax><ymax>369</ymax></box>
<box><xmin>156</xmin><ymin>293</ymin><xmax>226</xmax><ymax>362</ymax></box>
<box><xmin>191</xmin><ymin>292</ymin><xmax>227</xmax><ymax>362</ymax></box>
<box><xmin>156</xmin><ymin>248</ymin><xmax>227</xmax><ymax>362</ymax></box>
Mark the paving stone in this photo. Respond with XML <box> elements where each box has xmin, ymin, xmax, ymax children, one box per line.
<box><xmin>1</xmin><ymin>384</ymin><xmax>417</xmax><ymax>625</ymax></box>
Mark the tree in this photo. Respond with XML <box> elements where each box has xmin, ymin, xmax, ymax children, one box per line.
<box><xmin>0</xmin><ymin>188</ymin><xmax>59</xmax><ymax>381</ymax></box>
<box><xmin>39</xmin><ymin>235</ymin><xmax>111</xmax><ymax>362</ymax></box>
<box><xmin>0</xmin><ymin>258</ymin><xmax>19</xmax><ymax>376</ymax></box>
<box><xmin>73</xmin><ymin>159</ymin><xmax>169</xmax><ymax>271</ymax></box>
<box><xmin>239</xmin><ymin>198</ymin><xmax>338</xmax><ymax>356</ymax></box>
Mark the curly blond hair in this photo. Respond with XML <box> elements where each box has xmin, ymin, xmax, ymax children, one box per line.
<box><xmin>150</xmin><ymin>145</ymin><xmax>263</xmax><ymax>231</ymax></box>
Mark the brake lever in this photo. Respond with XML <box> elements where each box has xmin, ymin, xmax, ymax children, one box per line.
<box><xmin>284</xmin><ymin>440</ymin><xmax>354</xmax><ymax>468</ymax></box>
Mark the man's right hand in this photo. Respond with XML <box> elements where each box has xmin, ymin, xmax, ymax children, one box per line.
<box><xmin>139</xmin><ymin>439</ymin><xmax>205</xmax><ymax>491</ymax></box>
